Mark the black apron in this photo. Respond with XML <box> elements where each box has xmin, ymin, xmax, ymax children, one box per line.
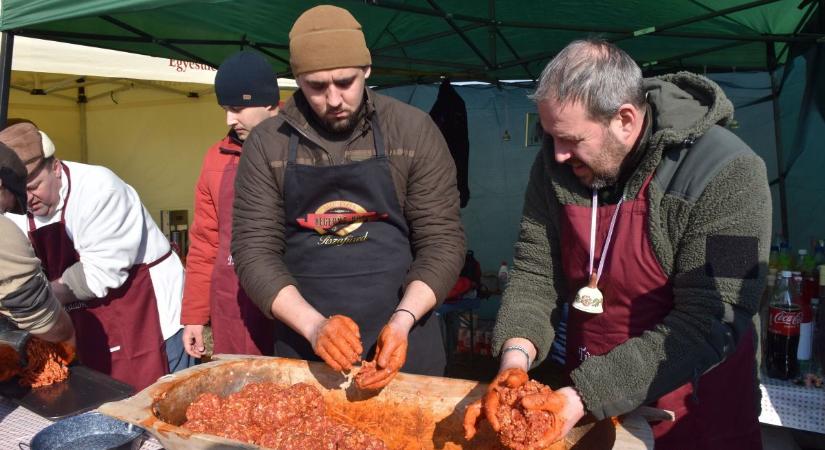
<box><xmin>279</xmin><ymin>115</ymin><xmax>446</xmax><ymax>376</ymax></box>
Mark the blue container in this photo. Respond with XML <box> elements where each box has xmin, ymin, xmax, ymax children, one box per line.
<box><xmin>30</xmin><ymin>411</ymin><xmax>145</xmax><ymax>450</ymax></box>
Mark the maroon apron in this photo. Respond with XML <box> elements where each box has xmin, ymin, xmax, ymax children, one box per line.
<box><xmin>561</xmin><ymin>175</ymin><xmax>762</xmax><ymax>450</ymax></box>
<box><xmin>26</xmin><ymin>162</ymin><xmax>168</xmax><ymax>391</ymax></box>
<box><xmin>209</xmin><ymin>152</ymin><xmax>274</xmax><ymax>355</ymax></box>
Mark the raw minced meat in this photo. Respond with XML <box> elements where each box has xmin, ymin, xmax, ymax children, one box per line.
<box><xmin>183</xmin><ymin>381</ymin><xmax>387</xmax><ymax>449</ymax></box>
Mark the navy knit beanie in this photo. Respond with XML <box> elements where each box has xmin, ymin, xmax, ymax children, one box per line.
<box><xmin>215</xmin><ymin>51</ymin><xmax>279</xmax><ymax>107</ymax></box>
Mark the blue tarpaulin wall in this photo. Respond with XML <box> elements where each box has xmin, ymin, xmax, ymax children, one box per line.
<box><xmin>381</xmin><ymin>44</ymin><xmax>825</xmax><ymax>272</ymax></box>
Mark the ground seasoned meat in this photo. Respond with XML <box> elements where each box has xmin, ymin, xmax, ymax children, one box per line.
<box><xmin>496</xmin><ymin>380</ymin><xmax>558</xmax><ymax>450</ymax></box>
<box><xmin>0</xmin><ymin>339</ymin><xmax>75</xmax><ymax>388</ymax></box>
<box><xmin>183</xmin><ymin>382</ymin><xmax>387</xmax><ymax>449</ymax></box>
<box><xmin>354</xmin><ymin>360</ymin><xmax>377</xmax><ymax>389</ymax></box>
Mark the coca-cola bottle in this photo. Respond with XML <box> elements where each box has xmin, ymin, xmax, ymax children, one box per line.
<box><xmin>766</xmin><ymin>270</ymin><xmax>802</xmax><ymax>379</ymax></box>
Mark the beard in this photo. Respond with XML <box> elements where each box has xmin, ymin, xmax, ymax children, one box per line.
<box><xmin>320</xmin><ymin>101</ymin><xmax>365</xmax><ymax>134</ymax></box>
<box><xmin>587</xmin><ymin>131</ymin><xmax>627</xmax><ymax>189</ymax></box>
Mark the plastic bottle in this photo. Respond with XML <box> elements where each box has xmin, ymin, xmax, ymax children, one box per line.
<box><xmin>769</xmin><ymin>245</ymin><xmax>780</xmax><ymax>271</ymax></box>
<box><xmin>798</xmin><ymin>249</ymin><xmax>816</xmax><ymax>274</ymax></box>
<box><xmin>766</xmin><ymin>271</ymin><xmax>802</xmax><ymax>380</ymax></box>
<box><xmin>813</xmin><ymin>240</ymin><xmax>825</xmax><ymax>268</ymax></box>
<box><xmin>809</xmin><ymin>298</ymin><xmax>821</xmax><ymax>377</ymax></box>
<box><xmin>497</xmin><ymin>261</ymin><xmax>509</xmax><ymax>292</ymax></box>
<box><xmin>778</xmin><ymin>237</ymin><xmax>792</xmax><ymax>271</ymax></box>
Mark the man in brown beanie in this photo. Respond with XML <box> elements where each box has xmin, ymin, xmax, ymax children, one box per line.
<box><xmin>181</xmin><ymin>50</ymin><xmax>279</xmax><ymax>360</ymax></box>
<box><xmin>0</xmin><ymin>143</ymin><xmax>75</xmax><ymax>349</ymax></box>
<box><xmin>0</xmin><ymin>122</ymin><xmax>188</xmax><ymax>390</ymax></box>
<box><xmin>232</xmin><ymin>4</ymin><xmax>465</xmax><ymax>389</ymax></box>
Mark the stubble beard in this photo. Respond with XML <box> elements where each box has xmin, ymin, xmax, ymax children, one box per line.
<box><xmin>587</xmin><ymin>132</ymin><xmax>627</xmax><ymax>190</ymax></box>
<box><xmin>321</xmin><ymin>102</ymin><xmax>365</xmax><ymax>134</ymax></box>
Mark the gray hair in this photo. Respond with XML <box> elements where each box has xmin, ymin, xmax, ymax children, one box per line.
<box><xmin>529</xmin><ymin>39</ymin><xmax>645</xmax><ymax>122</ymax></box>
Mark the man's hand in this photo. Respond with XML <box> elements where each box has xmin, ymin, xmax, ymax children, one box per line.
<box><xmin>182</xmin><ymin>324</ymin><xmax>206</xmax><ymax>358</ymax></box>
<box><xmin>463</xmin><ymin>367</ymin><xmax>529</xmax><ymax>439</ymax></box>
<box><xmin>355</xmin><ymin>322</ymin><xmax>408</xmax><ymax>390</ymax></box>
<box><xmin>311</xmin><ymin>315</ymin><xmax>362</xmax><ymax>372</ymax></box>
<box><xmin>521</xmin><ymin>386</ymin><xmax>585</xmax><ymax>448</ymax></box>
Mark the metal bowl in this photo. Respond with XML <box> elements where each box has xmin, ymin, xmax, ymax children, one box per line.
<box><xmin>30</xmin><ymin>411</ymin><xmax>145</xmax><ymax>450</ymax></box>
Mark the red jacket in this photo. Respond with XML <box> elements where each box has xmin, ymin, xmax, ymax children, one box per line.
<box><xmin>181</xmin><ymin>131</ymin><xmax>242</xmax><ymax>325</ymax></box>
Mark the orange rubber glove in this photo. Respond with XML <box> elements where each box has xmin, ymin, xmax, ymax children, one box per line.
<box><xmin>313</xmin><ymin>315</ymin><xmax>362</xmax><ymax>371</ymax></box>
<box><xmin>463</xmin><ymin>367</ymin><xmax>529</xmax><ymax>439</ymax></box>
<box><xmin>354</xmin><ymin>323</ymin><xmax>407</xmax><ymax>390</ymax></box>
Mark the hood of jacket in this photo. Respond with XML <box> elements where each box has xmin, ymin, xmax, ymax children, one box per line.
<box><xmin>645</xmin><ymin>72</ymin><xmax>734</xmax><ymax>149</ymax></box>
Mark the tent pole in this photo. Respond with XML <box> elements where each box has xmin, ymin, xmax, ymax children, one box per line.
<box><xmin>78</xmin><ymin>85</ymin><xmax>88</xmax><ymax>163</ymax></box>
<box><xmin>767</xmin><ymin>43</ymin><xmax>790</xmax><ymax>242</ymax></box>
<box><xmin>0</xmin><ymin>32</ymin><xmax>14</xmax><ymax>127</ymax></box>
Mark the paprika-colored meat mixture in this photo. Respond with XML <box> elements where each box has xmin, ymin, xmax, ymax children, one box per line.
<box><xmin>183</xmin><ymin>382</ymin><xmax>387</xmax><ymax>449</ymax></box>
<box><xmin>0</xmin><ymin>339</ymin><xmax>75</xmax><ymax>388</ymax></box>
<box><xmin>495</xmin><ymin>380</ymin><xmax>560</xmax><ymax>450</ymax></box>
<box><xmin>354</xmin><ymin>360</ymin><xmax>377</xmax><ymax>390</ymax></box>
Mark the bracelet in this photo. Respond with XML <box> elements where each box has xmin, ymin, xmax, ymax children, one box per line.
<box><xmin>394</xmin><ymin>308</ymin><xmax>417</xmax><ymax>323</ymax></box>
<box><xmin>503</xmin><ymin>345</ymin><xmax>532</xmax><ymax>367</ymax></box>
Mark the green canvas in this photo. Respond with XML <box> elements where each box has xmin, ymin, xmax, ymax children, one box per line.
<box><xmin>0</xmin><ymin>0</ymin><xmax>819</xmax><ymax>85</ymax></box>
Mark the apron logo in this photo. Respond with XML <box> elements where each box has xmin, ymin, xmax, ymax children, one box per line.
<box><xmin>297</xmin><ymin>200</ymin><xmax>388</xmax><ymax>237</ymax></box>
<box><xmin>226</xmin><ymin>254</ymin><xmax>234</xmax><ymax>266</ymax></box>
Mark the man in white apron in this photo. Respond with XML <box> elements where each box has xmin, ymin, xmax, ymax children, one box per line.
<box><xmin>0</xmin><ymin>143</ymin><xmax>74</xmax><ymax>348</ymax></box>
<box><xmin>0</xmin><ymin>122</ymin><xmax>189</xmax><ymax>390</ymax></box>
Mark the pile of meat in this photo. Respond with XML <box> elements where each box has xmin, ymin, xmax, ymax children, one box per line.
<box><xmin>494</xmin><ymin>380</ymin><xmax>563</xmax><ymax>450</ymax></box>
<box><xmin>0</xmin><ymin>338</ymin><xmax>75</xmax><ymax>388</ymax></box>
<box><xmin>182</xmin><ymin>382</ymin><xmax>388</xmax><ymax>449</ymax></box>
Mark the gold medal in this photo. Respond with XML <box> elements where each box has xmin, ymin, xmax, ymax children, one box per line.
<box><xmin>572</xmin><ymin>273</ymin><xmax>604</xmax><ymax>314</ymax></box>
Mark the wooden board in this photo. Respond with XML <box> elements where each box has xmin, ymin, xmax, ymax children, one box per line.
<box><xmin>98</xmin><ymin>355</ymin><xmax>653</xmax><ymax>450</ymax></box>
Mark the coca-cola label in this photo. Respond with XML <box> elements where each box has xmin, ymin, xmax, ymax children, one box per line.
<box><xmin>768</xmin><ymin>305</ymin><xmax>802</xmax><ymax>336</ymax></box>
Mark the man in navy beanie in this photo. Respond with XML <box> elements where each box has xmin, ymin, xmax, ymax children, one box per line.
<box><xmin>181</xmin><ymin>50</ymin><xmax>279</xmax><ymax>359</ymax></box>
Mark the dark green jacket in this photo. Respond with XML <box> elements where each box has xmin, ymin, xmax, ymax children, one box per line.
<box><xmin>493</xmin><ymin>72</ymin><xmax>771</xmax><ymax>419</ymax></box>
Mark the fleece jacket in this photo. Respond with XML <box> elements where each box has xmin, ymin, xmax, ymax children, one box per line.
<box><xmin>493</xmin><ymin>72</ymin><xmax>771</xmax><ymax>420</ymax></box>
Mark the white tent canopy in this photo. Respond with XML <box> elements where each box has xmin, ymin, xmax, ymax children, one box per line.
<box><xmin>10</xmin><ymin>36</ymin><xmax>296</xmax><ymax>87</ymax></box>
<box><xmin>6</xmin><ymin>38</ymin><xmax>295</xmax><ymax>227</ymax></box>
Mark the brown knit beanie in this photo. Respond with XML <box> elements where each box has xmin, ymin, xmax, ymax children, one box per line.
<box><xmin>289</xmin><ymin>5</ymin><xmax>371</xmax><ymax>76</ymax></box>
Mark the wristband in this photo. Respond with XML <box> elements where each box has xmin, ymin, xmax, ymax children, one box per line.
<box><xmin>394</xmin><ymin>308</ymin><xmax>417</xmax><ymax>323</ymax></box>
<box><xmin>503</xmin><ymin>344</ymin><xmax>532</xmax><ymax>367</ymax></box>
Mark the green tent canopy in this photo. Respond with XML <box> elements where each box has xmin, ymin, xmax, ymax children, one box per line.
<box><xmin>0</xmin><ymin>0</ymin><xmax>821</xmax><ymax>85</ymax></box>
<box><xmin>0</xmin><ymin>0</ymin><xmax>822</xmax><ymax>247</ymax></box>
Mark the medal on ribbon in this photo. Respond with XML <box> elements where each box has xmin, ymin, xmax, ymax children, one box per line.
<box><xmin>571</xmin><ymin>190</ymin><xmax>624</xmax><ymax>314</ymax></box>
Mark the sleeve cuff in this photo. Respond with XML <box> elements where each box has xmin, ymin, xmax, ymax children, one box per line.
<box><xmin>61</xmin><ymin>262</ymin><xmax>96</xmax><ymax>300</ymax></box>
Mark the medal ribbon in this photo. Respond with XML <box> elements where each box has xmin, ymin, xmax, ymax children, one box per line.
<box><xmin>587</xmin><ymin>189</ymin><xmax>625</xmax><ymax>286</ymax></box>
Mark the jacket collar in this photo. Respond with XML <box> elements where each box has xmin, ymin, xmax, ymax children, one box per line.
<box><xmin>218</xmin><ymin>129</ymin><xmax>243</xmax><ymax>155</ymax></box>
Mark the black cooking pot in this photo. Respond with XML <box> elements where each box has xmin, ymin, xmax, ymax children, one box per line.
<box><xmin>30</xmin><ymin>411</ymin><xmax>145</xmax><ymax>450</ymax></box>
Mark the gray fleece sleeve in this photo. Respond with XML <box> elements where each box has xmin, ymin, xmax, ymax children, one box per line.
<box><xmin>571</xmin><ymin>153</ymin><xmax>771</xmax><ymax>419</ymax></box>
<box><xmin>232</xmin><ymin>127</ymin><xmax>297</xmax><ymax>319</ymax></box>
<box><xmin>2</xmin><ymin>272</ymin><xmax>62</xmax><ymax>335</ymax></box>
<box><xmin>492</xmin><ymin>150</ymin><xmax>568</xmax><ymax>363</ymax></box>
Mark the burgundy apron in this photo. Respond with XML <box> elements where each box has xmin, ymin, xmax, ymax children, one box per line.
<box><xmin>561</xmin><ymin>175</ymin><xmax>762</xmax><ymax>450</ymax></box>
<box><xmin>26</xmin><ymin>162</ymin><xmax>168</xmax><ymax>391</ymax></box>
<box><xmin>209</xmin><ymin>150</ymin><xmax>275</xmax><ymax>355</ymax></box>
<box><xmin>277</xmin><ymin>115</ymin><xmax>446</xmax><ymax>376</ymax></box>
